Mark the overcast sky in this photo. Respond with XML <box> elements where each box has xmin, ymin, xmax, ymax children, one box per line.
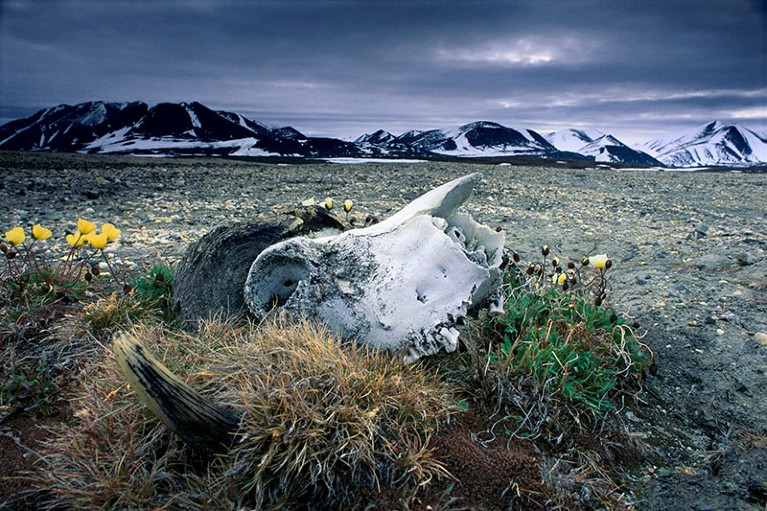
<box><xmin>1</xmin><ymin>0</ymin><xmax>765</xmax><ymax>143</ymax></box>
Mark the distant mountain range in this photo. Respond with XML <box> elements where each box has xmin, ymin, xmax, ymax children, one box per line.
<box><xmin>1</xmin><ymin>101</ymin><xmax>765</xmax><ymax>167</ymax></box>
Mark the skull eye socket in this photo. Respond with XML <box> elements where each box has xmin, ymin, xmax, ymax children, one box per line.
<box><xmin>247</xmin><ymin>254</ymin><xmax>312</xmax><ymax>317</ymax></box>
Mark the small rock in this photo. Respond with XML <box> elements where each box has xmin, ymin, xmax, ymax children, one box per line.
<box><xmin>691</xmin><ymin>253</ymin><xmax>734</xmax><ymax>271</ymax></box>
<box><xmin>724</xmin><ymin>313</ymin><xmax>742</xmax><ymax>325</ymax></box>
<box><xmin>754</xmin><ymin>332</ymin><xmax>767</xmax><ymax>346</ymax></box>
<box><xmin>716</xmin><ymin>329</ymin><xmax>725</xmax><ymax>336</ymax></box>
<box><xmin>688</xmin><ymin>224</ymin><xmax>708</xmax><ymax>240</ymax></box>
<box><xmin>735</xmin><ymin>252</ymin><xmax>762</xmax><ymax>266</ymax></box>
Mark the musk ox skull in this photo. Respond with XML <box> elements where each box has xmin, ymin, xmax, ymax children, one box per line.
<box><xmin>244</xmin><ymin>173</ymin><xmax>505</xmax><ymax>362</ymax></box>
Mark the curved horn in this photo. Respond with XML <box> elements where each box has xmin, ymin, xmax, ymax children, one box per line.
<box><xmin>375</xmin><ymin>172</ymin><xmax>480</xmax><ymax>228</ymax></box>
<box><xmin>113</xmin><ymin>332</ymin><xmax>241</xmax><ymax>450</ymax></box>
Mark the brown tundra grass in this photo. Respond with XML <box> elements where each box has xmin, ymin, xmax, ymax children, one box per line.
<box><xmin>32</xmin><ymin>319</ymin><xmax>460</xmax><ymax>510</ymax></box>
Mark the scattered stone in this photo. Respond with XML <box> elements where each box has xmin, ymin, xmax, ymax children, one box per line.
<box><xmin>691</xmin><ymin>253</ymin><xmax>735</xmax><ymax>271</ymax></box>
<box><xmin>688</xmin><ymin>224</ymin><xmax>708</xmax><ymax>240</ymax></box>
<box><xmin>754</xmin><ymin>332</ymin><xmax>767</xmax><ymax>346</ymax></box>
<box><xmin>734</xmin><ymin>251</ymin><xmax>762</xmax><ymax>266</ymax></box>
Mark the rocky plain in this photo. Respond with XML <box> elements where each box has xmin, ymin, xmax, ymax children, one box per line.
<box><xmin>1</xmin><ymin>151</ymin><xmax>766</xmax><ymax>510</ymax></box>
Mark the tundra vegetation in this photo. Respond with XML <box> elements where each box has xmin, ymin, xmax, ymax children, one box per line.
<box><xmin>1</xmin><ymin>211</ymin><xmax>649</xmax><ymax>510</ymax></box>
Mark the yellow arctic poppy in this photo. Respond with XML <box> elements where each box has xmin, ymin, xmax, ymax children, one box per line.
<box><xmin>590</xmin><ymin>253</ymin><xmax>610</xmax><ymax>269</ymax></box>
<box><xmin>5</xmin><ymin>227</ymin><xmax>25</xmax><ymax>246</ymax></box>
<box><xmin>553</xmin><ymin>272</ymin><xmax>567</xmax><ymax>285</ymax></box>
<box><xmin>323</xmin><ymin>198</ymin><xmax>333</xmax><ymax>210</ymax></box>
<box><xmin>66</xmin><ymin>233</ymin><xmax>87</xmax><ymax>247</ymax></box>
<box><xmin>32</xmin><ymin>224</ymin><xmax>52</xmax><ymax>241</ymax></box>
<box><xmin>88</xmin><ymin>232</ymin><xmax>108</xmax><ymax>250</ymax></box>
<box><xmin>77</xmin><ymin>218</ymin><xmax>96</xmax><ymax>235</ymax></box>
<box><xmin>101</xmin><ymin>223</ymin><xmax>121</xmax><ymax>242</ymax></box>
<box><xmin>343</xmin><ymin>199</ymin><xmax>353</xmax><ymax>213</ymax></box>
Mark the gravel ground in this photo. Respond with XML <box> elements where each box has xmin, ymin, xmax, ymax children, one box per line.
<box><xmin>1</xmin><ymin>151</ymin><xmax>766</xmax><ymax>509</ymax></box>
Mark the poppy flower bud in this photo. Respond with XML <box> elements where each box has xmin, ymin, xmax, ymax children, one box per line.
<box><xmin>0</xmin><ymin>242</ymin><xmax>7</xmax><ymax>253</ymax></box>
<box><xmin>605</xmin><ymin>259</ymin><xmax>613</xmax><ymax>269</ymax></box>
<box><xmin>512</xmin><ymin>251</ymin><xmax>520</xmax><ymax>263</ymax></box>
<box><xmin>541</xmin><ymin>245</ymin><xmax>550</xmax><ymax>256</ymax></box>
<box><xmin>590</xmin><ymin>254</ymin><xmax>609</xmax><ymax>269</ymax></box>
<box><xmin>526</xmin><ymin>264</ymin><xmax>534</xmax><ymax>275</ymax></box>
<box><xmin>581</xmin><ymin>257</ymin><xmax>589</xmax><ymax>266</ymax></box>
<box><xmin>552</xmin><ymin>257</ymin><xmax>560</xmax><ymax>267</ymax></box>
<box><xmin>567</xmin><ymin>261</ymin><xmax>575</xmax><ymax>269</ymax></box>
<box><xmin>91</xmin><ymin>264</ymin><xmax>101</xmax><ymax>276</ymax></box>
<box><xmin>6</xmin><ymin>250</ymin><xmax>17</xmax><ymax>260</ymax></box>
<box><xmin>495</xmin><ymin>226</ymin><xmax>502</xmax><ymax>233</ymax></box>
<box><xmin>343</xmin><ymin>199</ymin><xmax>353</xmax><ymax>213</ymax></box>
<box><xmin>85</xmin><ymin>272</ymin><xmax>93</xmax><ymax>282</ymax></box>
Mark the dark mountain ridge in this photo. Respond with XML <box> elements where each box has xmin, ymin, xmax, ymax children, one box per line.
<box><xmin>2</xmin><ymin>101</ymin><xmax>764</xmax><ymax>166</ymax></box>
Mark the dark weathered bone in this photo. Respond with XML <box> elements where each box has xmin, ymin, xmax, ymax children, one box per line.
<box><xmin>113</xmin><ymin>332</ymin><xmax>241</xmax><ymax>449</ymax></box>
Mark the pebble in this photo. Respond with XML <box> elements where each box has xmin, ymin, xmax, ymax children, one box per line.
<box><xmin>755</xmin><ymin>333</ymin><xmax>767</xmax><ymax>346</ymax></box>
<box><xmin>688</xmin><ymin>224</ymin><xmax>708</xmax><ymax>240</ymax></box>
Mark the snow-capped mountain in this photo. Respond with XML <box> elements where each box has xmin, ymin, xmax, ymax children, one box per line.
<box><xmin>356</xmin><ymin>121</ymin><xmax>584</xmax><ymax>159</ymax></box>
<box><xmin>355</xmin><ymin>129</ymin><xmax>397</xmax><ymax>145</ymax></box>
<box><xmin>0</xmin><ymin>101</ymin><xmax>363</xmax><ymax>158</ymax></box>
<box><xmin>545</xmin><ymin>128</ymin><xmax>605</xmax><ymax>153</ymax></box>
<box><xmin>640</xmin><ymin>121</ymin><xmax>767</xmax><ymax>167</ymax></box>
<box><xmin>0</xmin><ymin>101</ymin><xmax>148</xmax><ymax>152</ymax></box>
<box><xmin>2</xmin><ymin>102</ymin><xmax>764</xmax><ymax>167</ymax></box>
<box><xmin>545</xmin><ymin>129</ymin><xmax>661</xmax><ymax>165</ymax></box>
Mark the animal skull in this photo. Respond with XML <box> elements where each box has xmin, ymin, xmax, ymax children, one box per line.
<box><xmin>244</xmin><ymin>173</ymin><xmax>505</xmax><ymax>362</ymax></box>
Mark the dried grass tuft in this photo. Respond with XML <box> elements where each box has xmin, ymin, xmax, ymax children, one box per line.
<box><xmin>33</xmin><ymin>319</ymin><xmax>458</xmax><ymax>510</ymax></box>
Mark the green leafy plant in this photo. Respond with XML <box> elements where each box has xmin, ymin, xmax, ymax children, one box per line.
<box><xmin>2</xmin><ymin>355</ymin><xmax>56</xmax><ymax>411</ymax></box>
<box><xmin>131</xmin><ymin>264</ymin><xmax>174</xmax><ymax>319</ymax></box>
<box><xmin>481</xmin><ymin>248</ymin><xmax>649</xmax><ymax>440</ymax></box>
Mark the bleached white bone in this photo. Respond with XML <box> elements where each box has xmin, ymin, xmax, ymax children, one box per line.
<box><xmin>244</xmin><ymin>173</ymin><xmax>505</xmax><ymax>361</ymax></box>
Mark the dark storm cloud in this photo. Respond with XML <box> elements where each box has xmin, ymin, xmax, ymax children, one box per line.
<box><xmin>1</xmin><ymin>0</ymin><xmax>765</xmax><ymax>143</ymax></box>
